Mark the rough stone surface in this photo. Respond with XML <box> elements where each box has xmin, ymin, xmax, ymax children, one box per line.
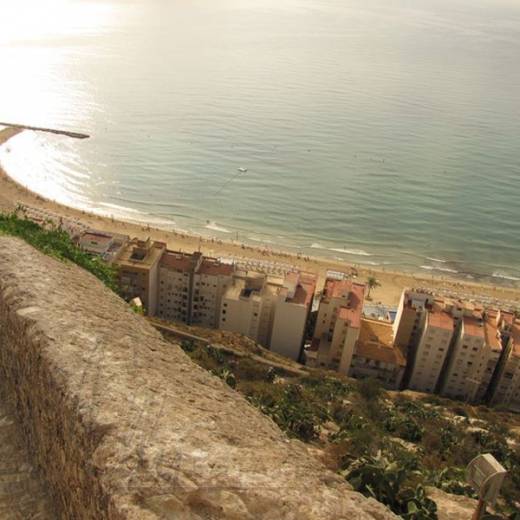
<box><xmin>0</xmin><ymin>236</ymin><xmax>397</xmax><ymax>519</ymax></box>
<box><xmin>427</xmin><ymin>487</ymin><xmax>477</xmax><ymax>519</ymax></box>
<box><xmin>0</xmin><ymin>391</ymin><xmax>55</xmax><ymax>519</ymax></box>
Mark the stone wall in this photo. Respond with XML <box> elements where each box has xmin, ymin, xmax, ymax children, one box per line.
<box><xmin>0</xmin><ymin>236</ymin><xmax>396</xmax><ymax>519</ymax></box>
<box><xmin>0</xmin><ymin>389</ymin><xmax>55</xmax><ymax>518</ymax></box>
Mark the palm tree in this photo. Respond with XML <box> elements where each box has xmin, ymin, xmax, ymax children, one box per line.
<box><xmin>366</xmin><ymin>276</ymin><xmax>380</xmax><ymax>299</ymax></box>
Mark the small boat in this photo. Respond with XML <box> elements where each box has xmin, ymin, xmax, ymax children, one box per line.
<box><xmin>237</xmin><ymin>167</ymin><xmax>247</xmax><ymax>173</ymax></box>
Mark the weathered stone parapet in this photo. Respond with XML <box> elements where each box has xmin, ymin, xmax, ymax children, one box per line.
<box><xmin>0</xmin><ymin>236</ymin><xmax>396</xmax><ymax>519</ymax></box>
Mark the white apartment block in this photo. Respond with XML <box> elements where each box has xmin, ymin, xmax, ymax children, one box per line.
<box><xmin>393</xmin><ymin>288</ymin><xmax>519</xmax><ymax>409</ymax></box>
<box><xmin>476</xmin><ymin>310</ymin><xmax>505</xmax><ymax>402</ymax></box>
<box><xmin>270</xmin><ymin>272</ymin><xmax>316</xmax><ymax>361</ymax></box>
<box><xmin>440</xmin><ymin>313</ymin><xmax>487</xmax><ymax>401</ymax></box>
<box><xmin>115</xmin><ymin>238</ymin><xmax>167</xmax><ymax>316</ymax></box>
<box><xmin>490</xmin><ymin>313</ymin><xmax>520</xmax><ymax>411</ymax></box>
<box><xmin>157</xmin><ymin>251</ymin><xmax>234</xmax><ymax>327</ymax></box>
<box><xmin>306</xmin><ymin>279</ymin><xmax>365</xmax><ymax>374</ymax></box>
<box><xmin>408</xmin><ymin>304</ymin><xmax>454</xmax><ymax>393</ymax></box>
<box><xmin>192</xmin><ymin>258</ymin><xmax>235</xmax><ymax>328</ymax></box>
<box><xmin>157</xmin><ymin>251</ymin><xmax>200</xmax><ymax>323</ymax></box>
<box><xmin>393</xmin><ymin>290</ymin><xmax>436</xmax><ymax>353</ymax></box>
<box><xmin>219</xmin><ymin>270</ymin><xmax>316</xmax><ymax>360</ymax></box>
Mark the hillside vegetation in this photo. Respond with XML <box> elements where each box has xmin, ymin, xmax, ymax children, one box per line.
<box><xmin>0</xmin><ymin>212</ymin><xmax>117</xmax><ymax>291</ymax></box>
<box><xmin>3</xmin><ymin>212</ymin><xmax>518</xmax><ymax>518</ymax></box>
<box><xmin>172</xmin><ymin>333</ymin><xmax>520</xmax><ymax>520</ymax></box>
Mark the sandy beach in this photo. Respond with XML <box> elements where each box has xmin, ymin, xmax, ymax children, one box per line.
<box><xmin>1</xmin><ymin>128</ymin><xmax>519</xmax><ymax>309</ymax></box>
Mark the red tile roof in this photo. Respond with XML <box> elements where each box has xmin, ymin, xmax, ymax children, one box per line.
<box><xmin>198</xmin><ymin>259</ymin><xmax>234</xmax><ymax>277</ymax></box>
<box><xmin>356</xmin><ymin>319</ymin><xmax>405</xmax><ymax>366</ymax></box>
<box><xmin>336</xmin><ymin>283</ymin><xmax>364</xmax><ymax>329</ymax></box>
<box><xmin>288</xmin><ymin>273</ymin><xmax>317</xmax><ymax>307</ymax></box>
<box><xmin>160</xmin><ymin>251</ymin><xmax>195</xmax><ymax>272</ymax></box>
<box><xmin>428</xmin><ymin>307</ymin><xmax>454</xmax><ymax>330</ymax></box>
<box><xmin>463</xmin><ymin>315</ymin><xmax>484</xmax><ymax>338</ymax></box>
<box><xmin>324</xmin><ymin>278</ymin><xmax>363</xmax><ymax>299</ymax></box>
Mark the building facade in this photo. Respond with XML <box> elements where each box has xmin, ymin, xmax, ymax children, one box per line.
<box><xmin>306</xmin><ymin>279</ymin><xmax>365</xmax><ymax>374</ymax></box>
<box><xmin>408</xmin><ymin>304</ymin><xmax>455</xmax><ymax>393</ymax></box>
<box><xmin>115</xmin><ymin>238</ymin><xmax>166</xmax><ymax>315</ymax></box>
<box><xmin>157</xmin><ymin>251</ymin><xmax>234</xmax><ymax>327</ymax></box>
<box><xmin>219</xmin><ymin>270</ymin><xmax>316</xmax><ymax>360</ymax></box>
<box><xmin>489</xmin><ymin>313</ymin><xmax>520</xmax><ymax>411</ymax></box>
<box><xmin>269</xmin><ymin>272</ymin><xmax>316</xmax><ymax>361</ymax></box>
<box><xmin>440</xmin><ymin>313</ymin><xmax>487</xmax><ymax>401</ymax></box>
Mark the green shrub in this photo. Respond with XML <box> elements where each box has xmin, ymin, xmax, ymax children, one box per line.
<box><xmin>344</xmin><ymin>451</ymin><xmax>437</xmax><ymax>519</ymax></box>
<box><xmin>0</xmin><ymin>212</ymin><xmax>117</xmax><ymax>291</ymax></box>
<box><xmin>248</xmin><ymin>384</ymin><xmax>326</xmax><ymax>442</ymax></box>
<box><xmin>384</xmin><ymin>413</ymin><xmax>424</xmax><ymax>443</ymax></box>
<box><xmin>357</xmin><ymin>377</ymin><xmax>383</xmax><ymax>401</ymax></box>
<box><xmin>300</xmin><ymin>374</ymin><xmax>352</xmax><ymax>402</ymax></box>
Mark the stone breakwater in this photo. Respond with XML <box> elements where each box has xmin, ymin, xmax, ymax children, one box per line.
<box><xmin>0</xmin><ymin>236</ymin><xmax>396</xmax><ymax>519</ymax></box>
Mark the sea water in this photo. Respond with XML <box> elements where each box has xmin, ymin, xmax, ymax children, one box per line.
<box><xmin>0</xmin><ymin>0</ymin><xmax>519</xmax><ymax>284</ymax></box>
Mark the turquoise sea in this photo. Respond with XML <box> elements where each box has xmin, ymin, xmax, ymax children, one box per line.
<box><xmin>0</xmin><ymin>0</ymin><xmax>519</xmax><ymax>284</ymax></box>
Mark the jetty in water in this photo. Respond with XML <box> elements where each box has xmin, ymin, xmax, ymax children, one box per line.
<box><xmin>0</xmin><ymin>122</ymin><xmax>90</xmax><ymax>140</ymax></box>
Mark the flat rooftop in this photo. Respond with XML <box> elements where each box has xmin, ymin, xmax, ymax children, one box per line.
<box><xmin>116</xmin><ymin>238</ymin><xmax>166</xmax><ymax>269</ymax></box>
<box><xmin>80</xmin><ymin>232</ymin><xmax>113</xmax><ymax>245</ymax></box>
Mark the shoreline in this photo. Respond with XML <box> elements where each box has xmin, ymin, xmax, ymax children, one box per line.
<box><xmin>1</xmin><ymin>129</ymin><xmax>519</xmax><ymax>308</ymax></box>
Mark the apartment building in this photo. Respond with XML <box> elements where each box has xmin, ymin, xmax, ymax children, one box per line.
<box><xmin>269</xmin><ymin>272</ymin><xmax>317</xmax><ymax>361</ymax></box>
<box><xmin>115</xmin><ymin>238</ymin><xmax>166</xmax><ymax>315</ymax></box>
<box><xmin>305</xmin><ymin>279</ymin><xmax>365</xmax><ymax>374</ymax></box>
<box><xmin>440</xmin><ymin>312</ymin><xmax>487</xmax><ymax>401</ymax></box>
<box><xmin>192</xmin><ymin>258</ymin><xmax>235</xmax><ymax>328</ymax></box>
<box><xmin>490</xmin><ymin>313</ymin><xmax>520</xmax><ymax>411</ymax></box>
<box><xmin>219</xmin><ymin>270</ymin><xmax>316</xmax><ymax>360</ymax></box>
<box><xmin>350</xmin><ymin>318</ymin><xmax>406</xmax><ymax>389</ymax></box>
<box><xmin>408</xmin><ymin>303</ymin><xmax>455</xmax><ymax>393</ymax></box>
<box><xmin>157</xmin><ymin>251</ymin><xmax>234</xmax><ymax>327</ymax></box>
<box><xmin>392</xmin><ymin>290</ymin><xmax>438</xmax><ymax>387</ymax></box>
<box><xmin>157</xmin><ymin>250</ymin><xmax>201</xmax><ymax>323</ymax></box>
<box><xmin>219</xmin><ymin>271</ymin><xmax>277</xmax><ymax>347</ymax></box>
<box><xmin>477</xmin><ymin>310</ymin><xmax>506</xmax><ymax>402</ymax></box>
<box><xmin>77</xmin><ymin>230</ymin><xmax>129</xmax><ymax>263</ymax></box>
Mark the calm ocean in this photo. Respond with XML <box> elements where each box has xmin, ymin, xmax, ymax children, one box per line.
<box><xmin>1</xmin><ymin>0</ymin><xmax>519</xmax><ymax>284</ymax></box>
